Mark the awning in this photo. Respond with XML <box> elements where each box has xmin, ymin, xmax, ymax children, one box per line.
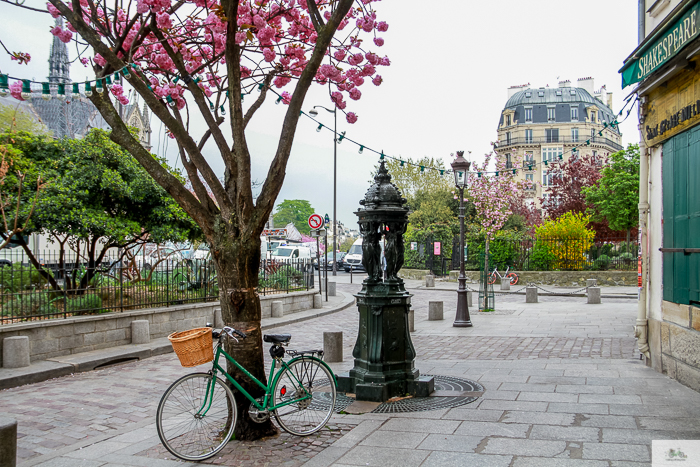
<box><xmin>619</xmin><ymin>2</ymin><xmax>700</xmax><ymax>88</ymax></box>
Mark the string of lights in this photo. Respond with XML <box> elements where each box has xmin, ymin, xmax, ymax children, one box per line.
<box><xmin>0</xmin><ymin>65</ymin><xmax>637</xmax><ymax>177</ymax></box>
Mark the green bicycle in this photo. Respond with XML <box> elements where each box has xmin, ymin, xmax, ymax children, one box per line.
<box><xmin>156</xmin><ymin>326</ymin><xmax>337</xmax><ymax>461</ymax></box>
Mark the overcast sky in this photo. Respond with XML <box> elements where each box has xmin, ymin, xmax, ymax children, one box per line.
<box><xmin>1</xmin><ymin>0</ymin><xmax>640</xmax><ymax>234</ymax></box>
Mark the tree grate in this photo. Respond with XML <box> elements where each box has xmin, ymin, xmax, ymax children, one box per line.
<box><xmin>371</xmin><ymin>375</ymin><xmax>483</xmax><ymax>414</ymax></box>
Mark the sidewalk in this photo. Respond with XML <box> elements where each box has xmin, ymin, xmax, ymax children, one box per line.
<box><xmin>0</xmin><ymin>288</ymin><xmax>354</xmax><ymax>391</ymax></box>
<box><xmin>2</xmin><ymin>282</ymin><xmax>699</xmax><ymax>467</ymax></box>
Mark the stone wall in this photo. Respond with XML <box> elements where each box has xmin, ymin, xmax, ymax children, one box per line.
<box><xmin>647</xmin><ymin>301</ymin><xmax>700</xmax><ymax>391</ymax></box>
<box><xmin>0</xmin><ymin>290</ymin><xmax>317</xmax><ymax>364</ymax></box>
<box><xmin>399</xmin><ymin>269</ymin><xmax>636</xmax><ymax>287</ymax></box>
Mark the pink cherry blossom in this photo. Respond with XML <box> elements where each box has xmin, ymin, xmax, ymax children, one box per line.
<box><xmin>46</xmin><ymin>2</ymin><xmax>61</xmax><ymax>18</ymax></box>
<box><xmin>346</xmin><ymin>112</ymin><xmax>358</xmax><ymax>124</ymax></box>
<box><xmin>9</xmin><ymin>81</ymin><xmax>24</xmax><ymax>101</ymax></box>
<box><xmin>58</xmin><ymin>29</ymin><xmax>73</xmax><ymax>43</ymax></box>
<box><xmin>372</xmin><ymin>75</ymin><xmax>383</xmax><ymax>86</ymax></box>
<box><xmin>377</xmin><ymin>21</ymin><xmax>389</xmax><ymax>32</ymax></box>
<box><xmin>373</xmin><ymin>37</ymin><xmax>384</xmax><ymax>47</ymax></box>
<box><xmin>94</xmin><ymin>54</ymin><xmax>106</xmax><ymax>67</ymax></box>
<box><xmin>348</xmin><ymin>88</ymin><xmax>361</xmax><ymax>100</ymax></box>
<box><xmin>262</xmin><ymin>48</ymin><xmax>276</xmax><ymax>62</ymax></box>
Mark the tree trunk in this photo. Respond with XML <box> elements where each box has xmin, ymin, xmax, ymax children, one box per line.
<box><xmin>210</xmin><ymin>221</ymin><xmax>278</xmax><ymax>440</ymax></box>
<box><xmin>483</xmin><ymin>237</ymin><xmax>490</xmax><ymax>310</ymax></box>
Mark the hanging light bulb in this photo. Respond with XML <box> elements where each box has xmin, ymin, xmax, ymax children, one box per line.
<box><xmin>57</xmin><ymin>83</ymin><xmax>66</xmax><ymax>101</ymax></box>
<box><xmin>114</xmin><ymin>72</ymin><xmax>121</xmax><ymax>84</ymax></box>
<box><xmin>95</xmin><ymin>79</ymin><xmax>104</xmax><ymax>94</ymax></box>
<box><xmin>41</xmin><ymin>83</ymin><xmax>51</xmax><ymax>100</ymax></box>
<box><xmin>316</xmin><ymin>124</ymin><xmax>322</xmax><ymax>132</ymax></box>
<box><xmin>380</xmin><ymin>152</ymin><xmax>384</xmax><ymax>160</ymax></box>
<box><xmin>21</xmin><ymin>80</ymin><xmax>32</xmax><ymax>100</ymax></box>
<box><xmin>105</xmin><ymin>76</ymin><xmax>113</xmax><ymax>90</ymax></box>
<box><xmin>166</xmin><ymin>95</ymin><xmax>176</xmax><ymax>108</ymax></box>
<box><xmin>84</xmin><ymin>81</ymin><xmax>92</xmax><ymax>97</ymax></box>
<box><xmin>358</xmin><ymin>145</ymin><xmax>364</xmax><ymax>154</ymax></box>
<box><xmin>420</xmin><ymin>165</ymin><xmax>425</xmax><ymax>172</ymax></box>
<box><xmin>337</xmin><ymin>131</ymin><xmax>346</xmax><ymax>144</ymax></box>
<box><xmin>240</xmin><ymin>93</ymin><xmax>245</xmax><ymax>102</ymax></box>
<box><xmin>258</xmin><ymin>83</ymin><xmax>264</xmax><ymax>92</ymax></box>
<box><xmin>121</xmin><ymin>67</ymin><xmax>131</xmax><ymax>79</ymax></box>
<box><xmin>0</xmin><ymin>75</ymin><xmax>9</xmax><ymax>98</ymax></box>
<box><xmin>400</xmin><ymin>160</ymin><xmax>404</xmax><ymax>167</ymax></box>
<box><xmin>275</xmin><ymin>96</ymin><xmax>282</xmax><ymax>105</ymax></box>
<box><xmin>220</xmin><ymin>105</ymin><xmax>226</xmax><ymax>115</ymax></box>
<box><xmin>72</xmin><ymin>83</ymin><xmax>81</xmax><ymax>98</ymax></box>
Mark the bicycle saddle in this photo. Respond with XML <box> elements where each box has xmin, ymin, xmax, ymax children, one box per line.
<box><xmin>263</xmin><ymin>334</ymin><xmax>291</xmax><ymax>344</ymax></box>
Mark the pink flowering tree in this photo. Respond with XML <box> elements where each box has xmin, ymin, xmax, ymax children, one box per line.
<box><xmin>466</xmin><ymin>150</ymin><xmax>521</xmax><ymax>309</ymax></box>
<box><xmin>6</xmin><ymin>0</ymin><xmax>389</xmax><ymax>439</ymax></box>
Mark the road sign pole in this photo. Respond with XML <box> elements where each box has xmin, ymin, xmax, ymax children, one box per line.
<box><xmin>317</xmin><ymin>236</ymin><xmax>321</xmax><ymax>297</ymax></box>
<box><xmin>324</xmin><ymin>232</ymin><xmax>328</xmax><ymax>302</ymax></box>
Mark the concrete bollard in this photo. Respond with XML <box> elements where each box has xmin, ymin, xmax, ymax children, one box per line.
<box><xmin>313</xmin><ymin>295</ymin><xmax>323</xmax><ymax>309</ymax></box>
<box><xmin>467</xmin><ymin>291</ymin><xmax>473</xmax><ymax>307</ymax></box>
<box><xmin>408</xmin><ymin>308</ymin><xmax>415</xmax><ymax>332</ymax></box>
<box><xmin>526</xmin><ymin>286</ymin><xmax>538</xmax><ymax>303</ymax></box>
<box><xmin>327</xmin><ymin>281</ymin><xmax>337</xmax><ymax>297</ymax></box>
<box><xmin>425</xmin><ymin>274</ymin><xmax>435</xmax><ymax>287</ymax></box>
<box><xmin>588</xmin><ymin>287</ymin><xmax>601</xmax><ymax>304</ymax></box>
<box><xmin>271</xmin><ymin>301</ymin><xmax>284</xmax><ymax>318</ymax></box>
<box><xmin>2</xmin><ymin>336</ymin><xmax>29</xmax><ymax>369</ymax></box>
<box><xmin>0</xmin><ymin>417</ymin><xmax>17</xmax><ymax>467</ymax></box>
<box><xmin>428</xmin><ymin>301</ymin><xmax>444</xmax><ymax>320</ymax></box>
<box><xmin>131</xmin><ymin>320</ymin><xmax>150</xmax><ymax>345</ymax></box>
<box><xmin>323</xmin><ymin>332</ymin><xmax>343</xmax><ymax>362</ymax></box>
<box><xmin>500</xmin><ymin>278</ymin><xmax>511</xmax><ymax>291</ymax></box>
<box><xmin>214</xmin><ymin>308</ymin><xmax>224</xmax><ymax>328</ymax></box>
<box><xmin>586</xmin><ymin>279</ymin><xmax>597</xmax><ymax>288</ymax></box>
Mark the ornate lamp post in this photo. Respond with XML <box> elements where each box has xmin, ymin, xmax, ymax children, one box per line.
<box><xmin>309</xmin><ymin>105</ymin><xmax>338</xmax><ymax>276</ymax></box>
<box><xmin>336</xmin><ymin>161</ymin><xmax>434</xmax><ymax>402</ymax></box>
<box><xmin>451</xmin><ymin>151</ymin><xmax>473</xmax><ymax>327</ymax></box>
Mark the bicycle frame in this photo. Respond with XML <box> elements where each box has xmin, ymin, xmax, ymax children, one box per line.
<box><xmin>195</xmin><ymin>341</ymin><xmax>331</xmax><ymax>418</ymax></box>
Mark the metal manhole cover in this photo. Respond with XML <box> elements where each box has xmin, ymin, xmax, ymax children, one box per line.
<box><xmin>371</xmin><ymin>375</ymin><xmax>483</xmax><ymax>414</ymax></box>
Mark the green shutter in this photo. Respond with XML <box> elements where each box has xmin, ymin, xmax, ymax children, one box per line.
<box><xmin>662</xmin><ymin>128</ymin><xmax>700</xmax><ymax>305</ymax></box>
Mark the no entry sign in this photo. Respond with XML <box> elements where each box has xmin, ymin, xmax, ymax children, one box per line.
<box><xmin>308</xmin><ymin>214</ymin><xmax>324</xmax><ymax>230</ymax></box>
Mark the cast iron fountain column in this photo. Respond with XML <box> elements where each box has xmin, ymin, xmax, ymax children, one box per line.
<box><xmin>336</xmin><ymin>161</ymin><xmax>434</xmax><ymax>402</ymax></box>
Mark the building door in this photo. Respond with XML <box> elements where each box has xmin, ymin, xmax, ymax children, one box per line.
<box><xmin>662</xmin><ymin>126</ymin><xmax>700</xmax><ymax>306</ymax></box>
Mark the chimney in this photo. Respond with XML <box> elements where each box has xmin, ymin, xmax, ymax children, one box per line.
<box><xmin>507</xmin><ymin>84</ymin><xmax>530</xmax><ymax>99</ymax></box>
<box><xmin>558</xmin><ymin>80</ymin><xmax>571</xmax><ymax>88</ymax></box>
<box><xmin>577</xmin><ymin>77</ymin><xmax>594</xmax><ymax>95</ymax></box>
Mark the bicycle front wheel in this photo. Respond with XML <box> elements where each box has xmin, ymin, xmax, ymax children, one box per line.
<box><xmin>273</xmin><ymin>358</ymin><xmax>336</xmax><ymax>436</ymax></box>
<box><xmin>488</xmin><ymin>273</ymin><xmax>497</xmax><ymax>285</ymax></box>
<box><xmin>156</xmin><ymin>373</ymin><xmax>237</xmax><ymax>461</ymax></box>
<box><xmin>507</xmin><ymin>272</ymin><xmax>519</xmax><ymax>285</ymax></box>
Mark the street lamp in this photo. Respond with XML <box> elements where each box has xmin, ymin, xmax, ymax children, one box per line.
<box><xmin>309</xmin><ymin>104</ymin><xmax>338</xmax><ymax>276</ymax></box>
<box><xmin>451</xmin><ymin>151</ymin><xmax>473</xmax><ymax>327</ymax></box>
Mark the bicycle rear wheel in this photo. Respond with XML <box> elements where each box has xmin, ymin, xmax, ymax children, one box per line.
<box><xmin>273</xmin><ymin>358</ymin><xmax>336</xmax><ymax>436</ymax></box>
<box><xmin>156</xmin><ymin>373</ymin><xmax>237</xmax><ymax>461</ymax></box>
<box><xmin>506</xmin><ymin>272</ymin><xmax>519</xmax><ymax>285</ymax></box>
<box><xmin>487</xmin><ymin>272</ymin><xmax>497</xmax><ymax>285</ymax></box>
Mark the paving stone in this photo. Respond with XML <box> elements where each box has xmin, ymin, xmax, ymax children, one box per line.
<box><xmin>513</xmin><ymin>458</ymin><xmax>609</xmax><ymax>467</ymax></box>
<box><xmin>529</xmin><ymin>425</ymin><xmax>600</xmax><ymax>442</ymax></box>
<box><xmin>528</xmin><ymin>376</ymin><xmax>587</xmax><ymax>385</ymax></box>
<box><xmin>556</xmin><ymin>385</ymin><xmax>613</xmax><ymax>394</ymax></box>
<box><xmin>358</xmin><ymin>430</ymin><xmax>427</xmax><ymax>449</ymax></box>
<box><xmin>442</xmin><ymin>409</ymin><xmax>503</xmax><ymax>422</ymax></box>
<box><xmin>64</xmin><ymin>441</ymin><xmax>131</xmax><ymax>459</ymax></box>
<box><xmin>332</xmin><ymin>420</ymin><xmax>385</xmax><ymax>449</ymax></box>
<box><xmin>423</xmin><ymin>452</ymin><xmax>512</xmax><ymax>467</ymax></box>
<box><xmin>499</xmin><ymin>383</ymin><xmax>556</xmax><ymax>393</ymax></box>
<box><xmin>547</xmin><ymin>403</ymin><xmax>609</xmax><ymax>415</ymax></box>
<box><xmin>480</xmin><ymin>400</ymin><xmax>549</xmax><ymax>412</ymax></box>
<box><xmin>582</xmin><ymin>443</ymin><xmax>650</xmax><ymax>462</ymax></box>
<box><xmin>34</xmin><ymin>458</ymin><xmax>108</xmax><ymax>467</ymax></box>
<box><xmin>415</xmin><ymin>433</ymin><xmax>483</xmax><ymax>452</ymax></box>
<box><xmin>601</xmin><ymin>428</ymin><xmax>693</xmax><ymax>444</ymax></box>
<box><xmin>501</xmin><ymin>411</ymin><xmax>575</xmax><ymax>426</ymax></box>
<box><xmin>637</xmin><ymin>417</ymin><xmax>700</xmax><ymax>431</ymax></box>
<box><xmin>517</xmin><ymin>391</ymin><xmax>578</xmax><ymax>403</ymax></box>
<box><xmin>481</xmin><ymin>438</ymin><xmax>567</xmax><ymax>457</ymax></box>
<box><xmin>379</xmin><ymin>418</ymin><xmax>460</xmax><ymax>435</ymax></box>
<box><xmin>579</xmin><ymin>394</ymin><xmax>642</xmax><ymax>405</ymax></box>
<box><xmin>482</xmin><ymin>390</ymin><xmax>519</xmax><ymax>401</ymax></box>
<box><xmin>453</xmin><ymin>421</ymin><xmax>529</xmax><ymax>438</ymax></box>
<box><xmin>334</xmin><ymin>445</ymin><xmax>429</xmax><ymax>466</ymax></box>
<box><xmin>579</xmin><ymin>415</ymin><xmax>637</xmax><ymax>429</ymax></box>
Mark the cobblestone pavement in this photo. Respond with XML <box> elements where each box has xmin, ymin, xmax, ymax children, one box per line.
<box><xmin>2</xmin><ymin>281</ymin><xmax>699</xmax><ymax>467</ymax></box>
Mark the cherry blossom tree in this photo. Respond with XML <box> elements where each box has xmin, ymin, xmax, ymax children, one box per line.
<box><xmin>466</xmin><ymin>151</ymin><xmax>520</xmax><ymax>309</ymax></box>
<box><xmin>5</xmin><ymin>0</ymin><xmax>389</xmax><ymax>439</ymax></box>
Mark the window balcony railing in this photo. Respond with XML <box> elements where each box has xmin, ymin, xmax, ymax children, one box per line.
<box><xmin>498</xmin><ymin>135</ymin><xmax>622</xmax><ymax>151</ymax></box>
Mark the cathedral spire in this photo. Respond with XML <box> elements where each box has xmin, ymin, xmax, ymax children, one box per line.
<box><xmin>48</xmin><ymin>17</ymin><xmax>70</xmax><ymax>84</ymax></box>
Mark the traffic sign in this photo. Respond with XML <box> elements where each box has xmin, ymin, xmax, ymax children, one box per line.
<box><xmin>324</xmin><ymin>214</ymin><xmax>330</xmax><ymax>225</ymax></box>
<box><xmin>308</xmin><ymin>214</ymin><xmax>324</xmax><ymax>230</ymax></box>
<box><xmin>309</xmin><ymin>229</ymin><xmax>326</xmax><ymax>237</ymax></box>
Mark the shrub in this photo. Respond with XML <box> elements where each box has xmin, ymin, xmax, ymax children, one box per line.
<box><xmin>65</xmin><ymin>294</ymin><xmax>103</xmax><ymax>315</ymax></box>
<box><xmin>535</xmin><ymin>212</ymin><xmax>595</xmax><ymax>270</ymax></box>
<box><xmin>529</xmin><ymin>242</ymin><xmax>557</xmax><ymax>270</ymax></box>
<box><xmin>0</xmin><ymin>265</ymin><xmax>46</xmax><ymax>293</ymax></box>
<box><xmin>594</xmin><ymin>254</ymin><xmax>611</xmax><ymax>270</ymax></box>
<box><xmin>620</xmin><ymin>252</ymin><xmax>635</xmax><ymax>264</ymax></box>
<box><xmin>1</xmin><ymin>294</ymin><xmax>58</xmax><ymax>318</ymax></box>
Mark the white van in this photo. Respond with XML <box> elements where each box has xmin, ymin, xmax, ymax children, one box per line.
<box><xmin>270</xmin><ymin>245</ymin><xmax>312</xmax><ymax>262</ymax></box>
<box><xmin>343</xmin><ymin>238</ymin><xmax>364</xmax><ymax>272</ymax></box>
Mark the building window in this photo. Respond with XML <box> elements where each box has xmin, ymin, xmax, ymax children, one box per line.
<box><xmin>525</xmin><ymin>129</ymin><xmax>533</xmax><ymax>143</ymax></box>
<box><xmin>571</xmin><ymin>106</ymin><xmax>578</xmax><ymax>121</ymax></box>
<box><xmin>556</xmin><ymin>90</ymin><xmax>562</xmax><ymax>96</ymax></box>
<box><xmin>571</xmin><ymin>128</ymin><xmax>579</xmax><ymax>142</ymax></box>
<box><xmin>506</xmin><ymin>114</ymin><xmax>511</xmax><ymax>126</ymax></box>
<box><xmin>542</xmin><ymin>171</ymin><xmax>556</xmax><ymax>186</ymax></box>
<box><xmin>538</xmin><ymin>90</ymin><xmax>544</xmax><ymax>97</ymax></box>
<box><xmin>545</xmin><ymin>128</ymin><xmax>559</xmax><ymax>143</ymax></box>
<box><xmin>506</xmin><ymin>132</ymin><xmax>511</xmax><ymax>145</ymax></box>
<box><xmin>506</xmin><ymin>153</ymin><xmax>512</xmax><ymax>169</ymax></box>
<box><xmin>525</xmin><ymin>91</ymin><xmax>531</xmax><ymax>98</ymax></box>
<box><xmin>570</xmin><ymin>90</ymin><xmax>576</xmax><ymax>96</ymax></box>
<box><xmin>526</xmin><ymin>173</ymin><xmax>534</xmax><ymax>182</ymax></box>
<box><xmin>525</xmin><ymin>107</ymin><xmax>532</xmax><ymax>122</ymax></box>
<box><xmin>547</xmin><ymin>107</ymin><xmax>555</xmax><ymax>121</ymax></box>
<box><xmin>589</xmin><ymin>110</ymin><xmax>597</xmax><ymax>123</ymax></box>
<box><xmin>542</xmin><ymin>147</ymin><xmax>562</xmax><ymax>163</ymax></box>
<box><xmin>524</xmin><ymin>151</ymin><xmax>534</xmax><ymax>167</ymax></box>
<box><xmin>591</xmin><ymin>129</ymin><xmax>595</xmax><ymax>138</ymax></box>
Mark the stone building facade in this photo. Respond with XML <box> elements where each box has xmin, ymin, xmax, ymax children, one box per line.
<box><xmin>621</xmin><ymin>0</ymin><xmax>700</xmax><ymax>391</ymax></box>
<box><xmin>495</xmin><ymin>79</ymin><xmax>623</xmax><ymax>211</ymax></box>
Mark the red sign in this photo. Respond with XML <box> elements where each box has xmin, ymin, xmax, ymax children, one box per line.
<box><xmin>308</xmin><ymin>214</ymin><xmax>324</xmax><ymax>230</ymax></box>
<box><xmin>434</xmin><ymin>242</ymin><xmax>441</xmax><ymax>255</ymax></box>
<box><xmin>262</xmin><ymin>228</ymin><xmax>286</xmax><ymax>237</ymax></box>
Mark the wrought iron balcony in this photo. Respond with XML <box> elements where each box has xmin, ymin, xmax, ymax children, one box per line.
<box><xmin>497</xmin><ymin>135</ymin><xmax>623</xmax><ymax>151</ymax></box>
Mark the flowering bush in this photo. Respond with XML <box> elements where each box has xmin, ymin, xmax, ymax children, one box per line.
<box><xmin>534</xmin><ymin>212</ymin><xmax>594</xmax><ymax>270</ymax></box>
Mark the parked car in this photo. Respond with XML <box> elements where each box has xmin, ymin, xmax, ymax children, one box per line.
<box><xmin>314</xmin><ymin>252</ymin><xmax>346</xmax><ymax>270</ymax></box>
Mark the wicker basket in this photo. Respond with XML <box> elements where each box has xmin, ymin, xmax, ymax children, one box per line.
<box><xmin>168</xmin><ymin>327</ymin><xmax>214</xmax><ymax>367</ymax></box>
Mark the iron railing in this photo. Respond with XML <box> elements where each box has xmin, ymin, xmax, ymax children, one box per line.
<box><xmin>498</xmin><ymin>135</ymin><xmax>623</xmax><ymax>151</ymax></box>
<box><xmin>0</xmin><ymin>250</ymin><xmax>312</xmax><ymax>325</ymax></box>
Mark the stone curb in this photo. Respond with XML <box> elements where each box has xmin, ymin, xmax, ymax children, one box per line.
<box><xmin>411</xmin><ymin>285</ymin><xmax>637</xmax><ymax>299</ymax></box>
<box><xmin>0</xmin><ymin>292</ymin><xmax>355</xmax><ymax>391</ymax></box>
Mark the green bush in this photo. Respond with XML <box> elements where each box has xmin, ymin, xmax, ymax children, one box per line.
<box><xmin>594</xmin><ymin>254</ymin><xmax>611</xmax><ymax>270</ymax></box>
<box><xmin>65</xmin><ymin>294</ymin><xmax>103</xmax><ymax>315</ymax></box>
<box><xmin>0</xmin><ymin>265</ymin><xmax>46</xmax><ymax>293</ymax></box>
<box><xmin>619</xmin><ymin>252</ymin><xmax>635</xmax><ymax>264</ymax></box>
<box><xmin>529</xmin><ymin>242</ymin><xmax>557</xmax><ymax>270</ymax></box>
<box><xmin>1</xmin><ymin>294</ymin><xmax>58</xmax><ymax>318</ymax></box>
